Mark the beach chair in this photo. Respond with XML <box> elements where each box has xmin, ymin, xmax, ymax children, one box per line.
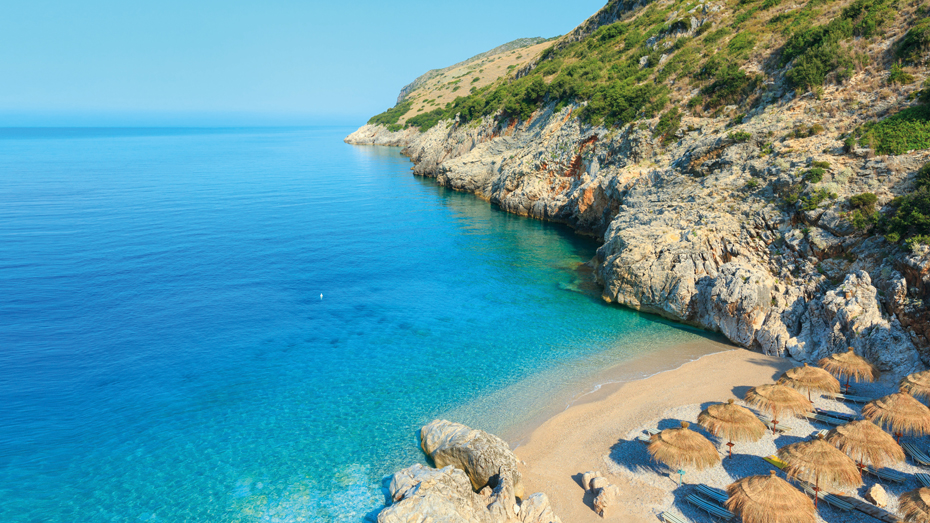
<box><xmin>763</xmin><ymin>454</ymin><xmax>788</xmax><ymax>470</ymax></box>
<box><xmin>810</xmin><ymin>429</ymin><xmax>829</xmax><ymax>439</ymax></box>
<box><xmin>798</xmin><ymin>482</ymin><xmax>853</xmax><ymax>511</ymax></box>
<box><xmin>660</xmin><ymin>511</ymin><xmax>689</xmax><ymax>523</ymax></box>
<box><xmin>803</xmin><ymin>412</ymin><xmax>846</xmax><ymax>426</ymax></box>
<box><xmin>815</xmin><ymin>408</ymin><xmax>858</xmax><ymax>422</ymax></box>
<box><xmin>917</xmin><ymin>473</ymin><xmax>930</xmax><ymax>488</ymax></box>
<box><xmin>864</xmin><ymin>465</ymin><xmax>906</xmax><ymax>483</ymax></box>
<box><xmin>685</xmin><ymin>494</ymin><xmax>735</xmax><ymax>520</ymax></box>
<box><xmin>903</xmin><ymin>441</ymin><xmax>930</xmax><ymax>466</ymax></box>
<box><xmin>637</xmin><ymin>427</ymin><xmax>661</xmax><ymax>443</ymax></box>
<box><xmin>758</xmin><ymin>415</ymin><xmax>792</xmax><ymax>433</ymax></box>
<box><xmin>823</xmin><ymin>392</ymin><xmax>873</xmax><ymax>403</ymax></box>
<box><xmin>694</xmin><ymin>484</ymin><xmax>728</xmax><ymax>504</ymax></box>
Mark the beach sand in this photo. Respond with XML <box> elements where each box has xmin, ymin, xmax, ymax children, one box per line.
<box><xmin>512</xmin><ymin>348</ymin><xmax>922</xmax><ymax>523</ymax></box>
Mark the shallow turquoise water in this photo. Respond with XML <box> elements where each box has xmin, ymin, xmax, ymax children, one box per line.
<box><xmin>0</xmin><ymin>126</ymin><xmax>727</xmax><ymax>521</ymax></box>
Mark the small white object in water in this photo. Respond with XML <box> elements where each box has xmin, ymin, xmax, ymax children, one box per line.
<box><xmin>320</xmin><ymin>293</ymin><xmax>323</xmax><ymax>300</ymax></box>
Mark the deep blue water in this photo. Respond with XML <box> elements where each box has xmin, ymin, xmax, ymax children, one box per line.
<box><xmin>0</xmin><ymin>126</ymin><xmax>726</xmax><ymax>522</ymax></box>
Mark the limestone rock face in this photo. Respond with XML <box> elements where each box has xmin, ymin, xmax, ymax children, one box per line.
<box><xmin>379</xmin><ymin>464</ymin><xmax>561</xmax><ymax>523</ymax></box>
<box><xmin>866</xmin><ymin>484</ymin><xmax>888</xmax><ymax>508</ymax></box>
<box><xmin>420</xmin><ymin>419</ymin><xmax>525</xmax><ymax>498</ymax></box>
<box><xmin>379</xmin><ymin>464</ymin><xmax>495</xmax><ymax>523</ymax></box>
<box><xmin>346</xmin><ymin>89</ymin><xmax>930</xmax><ymax>376</ymax></box>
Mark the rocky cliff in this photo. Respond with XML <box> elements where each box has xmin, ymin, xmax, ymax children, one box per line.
<box><xmin>347</xmin><ymin>0</ymin><xmax>930</xmax><ymax>374</ymax></box>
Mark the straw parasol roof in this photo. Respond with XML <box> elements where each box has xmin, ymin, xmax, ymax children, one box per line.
<box><xmin>900</xmin><ymin>487</ymin><xmax>930</xmax><ymax>523</ymax></box>
<box><xmin>744</xmin><ymin>384</ymin><xmax>812</xmax><ymax>433</ymax></box>
<box><xmin>726</xmin><ymin>470</ymin><xmax>816</xmax><ymax>523</ymax></box>
<box><xmin>818</xmin><ymin>347</ymin><xmax>879</xmax><ymax>389</ymax></box>
<box><xmin>778</xmin><ymin>436</ymin><xmax>862</xmax><ymax>493</ymax></box>
<box><xmin>698</xmin><ymin>399</ymin><xmax>767</xmax><ymax>458</ymax></box>
<box><xmin>826</xmin><ymin>420</ymin><xmax>904</xmax><ymax>470</ymax></box>
<box><xmin>902</xmin><ymin>370</ymin><xmax>930</xmax><ymax>402</ymax></box>
<box><xmin>863</xmin><ymin>390</ymin><xmax>930</xmax><ymax>438</ymax></box>
<box><xmin>777</xmin><ymin>363</ymin><xmax>840</xmax><ymax>400</ymax></box>
<box><xmin>648</xmin><ymin>421</ymin><xmax>720</xmax><ymax>484</ymax></box>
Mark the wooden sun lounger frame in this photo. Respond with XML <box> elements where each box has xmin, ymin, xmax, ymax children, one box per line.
<box><xmin>823</xmin><ymin>392</ymin><xmax>873</xmax><ymax>403</ymax></box>
<box><xmin>864</xmin><ymin>465</ymin><xmax>906</xmax><ymax>483</ymax></box>
<box><xmin>803</xmin><ymin>412</ymin><xmax>847</xmax><ymax>426</ymax></box>
<box><xmin>917</xmin><ymin>472</ymin><xmax>930</xmax><ymax>488</ymax></box>
<box><xmin>685</xmin><ymin>494</ymin><xmax>735</xmax><ymax>520</ymax></box>
<box><xmin>694</xmin><ymin>484</ymin><xmax>728</xmax><ymax>504</ymax></box>
<box><xmin>903</xmin><ymin>441</ymin><xmax>930</xmax><ymax>466</ymax></box>
<box><xmin>660</xmin><ymin>511</ymin><xmax>688</xmax><ymax>523</ymax></box>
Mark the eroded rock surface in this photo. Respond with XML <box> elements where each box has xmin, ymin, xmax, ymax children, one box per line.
<box><xmin>420</xmin><ymin>419</ymin><xmax>525</xmax><ymax>498</ymax></box>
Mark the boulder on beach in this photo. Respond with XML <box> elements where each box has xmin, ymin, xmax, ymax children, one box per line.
<box><xmin>581</xmin><ymin>470</ymin><xmax>601</xmax><ymax>491</ymax></box>
<box><xmin>420</xmin><ymin>419</ymin><xmax>525</xmax><ymax>498</ymax></box>
<box><xmin>593</xmin><ymin>484</ymin><xmax>621</xmax><ymax>517</ymax></box>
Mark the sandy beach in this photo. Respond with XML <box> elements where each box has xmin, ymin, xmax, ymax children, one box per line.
<box><xmin>513</xmin><ymin>348</ymin><xmax>923</xmax><ymax>523</ymax></box>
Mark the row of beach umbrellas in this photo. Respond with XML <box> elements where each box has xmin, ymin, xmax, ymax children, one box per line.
<box><xmin>645</xmin><ymin>347</ymin><xmax>930</xmax><ymax>523</ymax></box>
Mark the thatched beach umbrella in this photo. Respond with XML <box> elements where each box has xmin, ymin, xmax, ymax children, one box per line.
<box><xmin>698</xmin><ymin>399</ymin><xmax>767</xmax><ymax>458</ymax></box>
<box><xmin>778</xmin><ymin>435</ymin><xmax>862</xmax><ymax>508</ymax></box>
<box><xmin>777</xmin><ymin>363</ymin><xmax>840</xmax><ymax>401</ymax></box>
<box><xmin>647</xmin><ymin>421</ymin><xmax>720</xmax><ymax>486</ymax></box>
<box><xmin>900</xmin><ymin>487</ymin><xmax>930</xmax><ymax>523</ymax></box>
<box><xmin>902</xmin><ymin>370</ymin><xmax>930</xmax><ymax>402</ymax></box>
<box><xmin>826</xmin><ymin>420</ymin><xmax>905</xmax><ymax>474</ymax></box>
<box><xmin>818</xmin><ymin>347</ymin><xmax>879</xmax><ymax>393</ymax></box>
<box><xmin>863</xmin><ymin>390</ymin><xmax>930</xmax><ymax>442</ymax></box>
<box><xmin>726</xmin><ymin>470</ymin><xmax>816</xmax><ymax>523</ymax></box>
<box><xmin>744</xmin><ymin>384</ymin><xmax>812</xmax><ymax>435</ymax></box>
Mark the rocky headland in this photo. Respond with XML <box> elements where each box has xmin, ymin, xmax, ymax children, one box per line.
<box><xmin>348</xmin><ymin>0</ymin><xmax>930</xmax><ymax>374</ymax></box>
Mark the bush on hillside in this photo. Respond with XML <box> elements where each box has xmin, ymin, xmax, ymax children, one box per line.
<box><xmin>897</xmin><ymin>17</ymin><xmax>930</xmax><ymax>64</ymax></box>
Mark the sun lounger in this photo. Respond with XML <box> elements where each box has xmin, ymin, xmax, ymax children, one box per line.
<box><xmin>903</xmin><ymin>441</ymin><xmax>930</xmax><ymax>466</ymax></box>
<box><xmin>815</xmin><ymin>408</ymin><xmax>858</xmax><ymax>421</ymax></box>
<box><xmin>810</xmin><ymin>429</ymin><xmax>829</xmax><ymax>438</ymax></box>
<box><xmin>758</xmin><ymin>415</ymin><xmax>792</xmax><ymax>433</ymax></box>
<box><xmin>660</xmin><ymin>511</ymin><xmax>688</xmax><ymax>523</ymax></box>
<box><xmin>917</xmin><ymin>473</ymin><xmax>930</xmax><ymax>488</ymax></box>
<box><xmin>685</xmin><ymin>494</ymin><xmax>735</xmax><ymax>520</ymax></box>
<box><xmin>694</xmin><ymin>484</ymin><xmax>728</xmax><ymax>504</ymax></box>
<box><xmin>803</xmin><ymin>412</ymin><xmax>847</xmax><ymax>426</ymax></box>
<box><xmin>763</xmin><ymin>455</ymin><xmax>788</xmax><ymax>470</ymax></box>
<box><xmin>798</xmin><ymin>482</ymin><xmax>853</xmax><ymax>511</ymax></box>
<box><xmin>637</xmin><ymin>427</ymin><xmax>661</xmax><ymax>443</ymax></box>
<box><xmin>636</xmin><ymin>434</ymin><xmax>652</xmax><ymax>443</ymax></box>
<box><xmin>823</xmin><ymin>392</ymin><xmax>872</xmax><ymax>403</ymax></box>
<box><xmin>864</xmin><ymin>465</ymin><xmax>906</xmax><ymax>483</ymax></box>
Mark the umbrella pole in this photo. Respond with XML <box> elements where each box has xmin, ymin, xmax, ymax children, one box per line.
<box><xmin>677</xmin><ymin>469</ymin><xmax>685</xmax><ymax>487</ymax></box>
<box><xmin>814</xmin><ymin>482</ymin><xmax>820</xmax><ymax>509</ymax></box>
<box><xmin>726</xmin><ymin>441</ymin><xmax>734</xmax><ymax>459</ymax></box>
<box><xmin>771</xmin><ymin>417</ymin><xmax>778</xmax><ymax>435</ymax></box>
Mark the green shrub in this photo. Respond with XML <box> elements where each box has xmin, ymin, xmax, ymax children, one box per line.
<box><xmin>880</xmin><ymin>186</ymin><xmax>930</xmax><ymax>242</ymax></box>
<box><xmin>746</xmin><ymin>178</ymin><xmax>760</xmax><ymax>189</ymax></box>
<box><xmin>804</xmin><ymin>167</ymin><xmax>826</xmax><ymax>183</ymax></box>
<box><xmin>898</xmin><ymin>17</ymin><xmax>930</xmax><ymax>64</ymax></box>
<box><xmin>781</xmin><ymin>0</ymin><xmax>892</xmax><ymax>88</ymax></box>
<box><xmin>918</xmin><ymin>161</ymin><xmax>930</xmax><ymax>189</ymax></box>
<box><xmin>654</xmin><ymin>107</ymin><xmax>682</xmax><ymax>145</ymax></box>
<box><xmin>730</xmin><ymin>131</ymin><xmax>752</xmax><ymax>142</ymax></box>
<box><xmin>850</xmin><ymin>209</ymin><xmax>878</xmax><ymax>229</ymax></box>
<box><xmin>850</xmin><ymin>192</ymin><xmax>878</xmax><ymax>208</ymax></box>
<box><xmin>800</xmin><ymin>188</ymin><xmax>837</xmax><ymax>211</ymax></box>
<box><xmin>857</xmin><ymin>104</ymin><xmax>930</xmax><ymax>155</ymax></box>
<box><xmin>368</xmin><ymin>101</ymin><xmax>413</xmax><ymax>128</ymax></box>
<box><xmin>812</xmin><ymin>160</ymin><xmax>831</xmax><ymax>169</ymax></box>
<box><xmin>888</xmin><ymin>63</ymin><xmax>915</xmax><ymax>85</ymax></box>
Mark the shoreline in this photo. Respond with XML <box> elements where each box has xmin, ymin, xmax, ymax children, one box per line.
<box><xmin>511</xmin><ymin>349</ymin><xmax>798</xmax><ymax>522</ymax></box>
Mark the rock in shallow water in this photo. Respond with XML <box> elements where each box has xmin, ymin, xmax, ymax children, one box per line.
<box><xmin>420</xmin><ymin>419</ymin><xmax>525</xmax><ymax>498</ymax></box>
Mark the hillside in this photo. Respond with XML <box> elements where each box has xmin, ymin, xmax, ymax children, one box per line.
<box><xmin>348</xmin><ymin>0</ymin><xmax>930</xmax><ymax>373</ymax></box>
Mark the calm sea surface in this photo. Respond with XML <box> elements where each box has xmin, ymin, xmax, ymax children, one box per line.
<box><xmin>0</xmin><ymin>126</ymin><xmax>727</xmax><ymax>521</ymax></box>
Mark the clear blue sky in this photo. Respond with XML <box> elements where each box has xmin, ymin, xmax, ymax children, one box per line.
<box><xmin>0</xmin><ymin>0</ymin><xmax>607</xmax><ymax>126</ymax></box>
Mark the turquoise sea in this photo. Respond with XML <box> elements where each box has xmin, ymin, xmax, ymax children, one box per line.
<box><xmin>0</xmin><ymin>126</ymin><xmax>729</xmax><ymax>521</ymax></box>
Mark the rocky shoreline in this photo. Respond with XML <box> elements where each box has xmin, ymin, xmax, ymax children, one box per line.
<box><xmin>345</xmin><ymin>92</ymin><xmax>930</xmax><ymax>376</ymax></box>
